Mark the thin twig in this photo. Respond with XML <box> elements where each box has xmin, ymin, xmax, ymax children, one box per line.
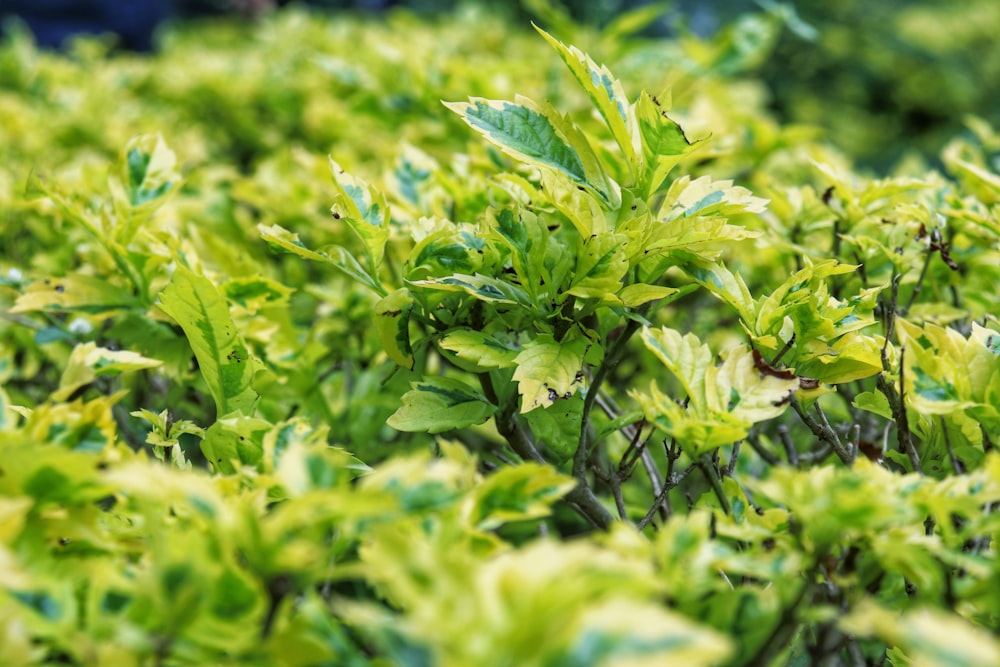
<box><xmin>792</xmin><ymin>397</ymin><xmax>853</xmax><ymax>464</ymax></box>
<box><xmin>637</xmin><ymin>462</ymin><xmax>696</xmax><ymax>531</ymax></box>
<box><xmin>746</xmin><ymin>429</ymin><xmax>781</xmax><ymax>465</ymax></box>
<box><xmin>941</xmin><ymin>417</ymin><xmax>964</xmax><ymax>474</ymax></box>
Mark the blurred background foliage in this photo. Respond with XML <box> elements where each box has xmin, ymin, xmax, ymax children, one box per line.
<box><xmin>3</xmin><ymin>0</ymin><xmax>999</xmax><ymax>170</ymax></box>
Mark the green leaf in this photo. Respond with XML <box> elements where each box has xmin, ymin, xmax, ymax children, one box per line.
<box><xmin>157</xmin><ymin>264</ymin><xmax>261</xmax><ymax>417</ymax></box>
<box><xmin>259</xmin><ymin>223</ymin><xmax>386</xmax><ymax>296</ymax></box>
<box><xmin>512</xmin><ymin>334</ymin><xmax>591</xmax><ymax>413</ymax></box>
<box><xmin>329</xmin><ymin>158</ymin><xmax>390</xmax><ymax>271</ymax></box>
<box><xmin>118</xmin><ymin>134</ymin><xmax>181</xmax><ymax>243</ymax></box>
<box><xmin>469</xmin><ymin>463</ymin><xmax>576</xmax><ymax>530</ymax></box>
<box><xmin>635</xmin><ymin>328</ymin><xmax>796</xmax><ymax>454</ymax></box>
<box><xmin>536</xmin><ymin>26</ymin><xmax>638</xmax><ymax>173</ymax></box>
<box><xmin>618</xmin><ymin>283</ymin><xmax>683</xmax><ymax>308</ymax></box>
<box><xmin>11</xmin><ymin>274</ymin><xmax>138</xmax><ymax>314</ymax></box>
<box><xmin>567</xmin><ymin>233</ymin><xmax>629</xmax><ymax>299</ymax></box>
<box><xmin>387</xmin><ymin>377</ymin><xmax>496</xmax><ymax>434</ymax></box>
<box><xmin>374</xmin><ymin>288</ymin><xmax>415</xmax><ymax>370</ymax></box>
<box><xmin>201</xmin><ymin>415</ymin><xmax>271</xmax><ymax>474</ymax></box>
<box><xmin>853</xmin><ymin>390</ymin><xmax>894</xmax><ymax>420</ymax></box>
<box><xmin>635</xmin><ymin>91</ymin><xmax>702</xmax><ymax>194</ymax></box>
<box><xmin>444</xmin><ymin>98</ymin><xmax>587</xmax><ymax>185</ymax></box>
<box><xmin>439</xmin><ymin>328</ymin><xmax>519</xmax><ymax>371</ymax></box>
<box><xmin>410</xmin><ymin>273</ymin><xmax>531</xmax><ymax>306</ymax></box>
<box><xmin>55</xmin><ymin>342</ymin><xmax>162</xmax><ymax>401</ymax></box>
<box><xmin>222</xmin><ymin>276</ymin><xmax>294</xmax><ymax>313</ymax></box>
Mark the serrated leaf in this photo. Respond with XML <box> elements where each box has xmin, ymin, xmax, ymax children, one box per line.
<box><xmin>536</xmin><ymin>26</ymin><xmax>638</xmax><ymax>172</ymax></box>
<box><xmin>512</xmin><ymin>334</ymin><xmax>590</xmax><ymax>413</ymax></box>
<box><xmin>157</xmin><ymin>264</ymin><xmax>260</xmax><ymax>417</ymax></box>
<box><xmin>567</xmin><ymin>233</ymin><xmax>629</xmax><ymax>299</ymax></box>
<box><xmin>329</xmin><ymin>158</ymin><xmax>390</xmax><ymax>271</ymax></box>
<box><xmin>635</xmin><ymin>90</ymin><xmax>703</xmax><ymax>194</ymax></box>
<box><xmin>118</xmin><ymin>134</ymin><xmax>180</xmax><ymax>242</ymax></box>
<box><xmin>409</xmin><ymin>273</ymin><xmax>531</xmax><ymax>306</ymax></box>
<box><xmin>258</xmin><ymin>223</ymin><xmax>385</xmax><ymax>296</ymax></box>
<box><xmin>636</xmin><ymin>328</ymin><xmax>796</xmax><ymax>453</ymax></box>
<box><xmin>387</xmin><ymin>376</ymin><xmax>496</xmax><ymax>434</ymax></box>
<box><xmin>439</xmin><ymin>328</ymin><xmax>519</xmax><ymax>371</ymax></box>
<box><xmin>444</xmin><ymin>97</ymin><xmax>587</xmax><ymax>185</ymax></box>
<box><xmin>374</xmin><ymin>287</ymin><xmax>414</xmax><ymax>369</ymax></box>
<box><xmin>55</xmin><ymin>342</ymin><xmax>162</xmax><ymax>401</ymax></box>
<box><xmin>662</xmin><ymin>175</ymin><xmax>768</xmax><ymax>221</ymax></box>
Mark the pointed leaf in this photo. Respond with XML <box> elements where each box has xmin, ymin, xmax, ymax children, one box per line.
<box><xmin>55</xmin><ymin>342</ymin><xmax>162</xmax><ymax>401</ymax></box>
<box><xmin>513</xmin><ymin>334</ymin><xmax>591</xmax><ymax>412</ymax></box>
<box><xmin>329</xmin><ymin>158</ymin><xmax>390</xmax><ymax>270</ymax></box>
<box><xmin>374</xmin><ymin>287</ymin><xmax>414</xmax><ymax>370</ymax></box>
<box><xmin>387</xmin><ymin>377</ymin><xmax>496</xmax><ymax>434</ymax></box>
<box><xmin>259</xmin><ymin>223</ymin><xmax>385</xmax><ymax>296</ymax></box>
<box><xmin>444</xmin><ymin>97</ymin><xmax>587</xmax><ymax>184</ymax></box>
<box><xmin>439</xmin><ymin>328</ymin><xmax>519</xmax><ymax>371</ymax></box>
<box><xmin>157</xmin><ymin>264</ymin><xmax>260</xmax><ymax>417</ymax></box>
<box><xmin>536</xmin><ymin>26</ymin><xmax>638</xmax><ymax>171</ymax></box>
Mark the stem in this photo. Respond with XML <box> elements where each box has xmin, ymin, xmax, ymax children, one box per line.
<box><xmin>482</xmin><ymin>372</ymin><xmax>615</xmax><ymax>530</ymax></box>
<box><xmin>574</xmin><ymin>315</ymin><xmax>644</xmax><ymax>478</ymax></box>
<box><xmin>902</xmin><ymin>245</ymin><xmax>934</xmax><ymax>316</ymax></box>
<box><xmin>791</xmin><ymin>397</ymin><xmax>853</xmax><ymax>465</ymax></box>
<box><xmin>746</xmin><ymin>428</ymin><xmax>781</xmax><ymax>465</ymax></box>
<box><xmin>941</xmin><ymin>417</ymin><xmax>964</xmax><ymax>474</ymax></box>
<box><xmin>698</xmin><ymin>453</ymin><xmax>731</xmax><ymax>515</ymax></box>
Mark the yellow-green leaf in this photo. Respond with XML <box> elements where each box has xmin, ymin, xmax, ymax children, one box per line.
<box><xmin>157</xmin><ymin>264</ymin><xmax>260</xmax><ymax>417</ymax></box>
<box><xmin>55</xmin><ymin>342</ymin><xmax>162</xmax><ymax>401</ymax></box>
<box><xmin>512</xmin><ymin>334</ymin><xmax>590</xmax><ymax>412</ymax></box>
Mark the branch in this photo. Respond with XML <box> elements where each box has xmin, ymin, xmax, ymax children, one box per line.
<box><xmin>574</xmin><ymin>316</ymin><xmax>644</xmax><ymax>478</ymax></box>
<box><xmin>791</xmin><ymin>397</ymin><xmax>853</xmax><ymax>465</ymax></box>
<box><xmin>482</xmin><ymin>372</ymin><xmax>615</xmax><ymax>530</ymax></box>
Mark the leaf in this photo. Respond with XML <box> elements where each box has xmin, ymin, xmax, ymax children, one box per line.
<box><xmin>635</xmin><ymin>91</ymin><xmax>703</xmax><ymax>194</ymax></box>
<box><xmin>55</xmin><ymin>342</ymin><xmax>162</xmax><ymax>401</ymax></box>
<box><xmin>201</xmin><ymin>415</ymin><xmax>272</xmax><ymax>474</ymax></box>
<box><xmin>258</xmin><ymin>223</ymin><xmax>386</xmax><ymax>296</ymax></box>
<box><xmin>512</xmin><ymin>334</ymin><xmax>590</xmax><ymax>412</ymax></box>
<box><xmin>468</xmin><ymin>463</ymin><xmax>576</xmax><ymax>530</ymax></box>
<box><xmin>841</xmin><ymin>600</ymin><xmax>1000</xmax><ymax>667</ymax></box>
<box><xmin>661</xmin><ymin>175</ymin><xmax>768</xmax><ymax>221</ymax></box>
<box><xmin>409</xmin><ymin>273</ymin><xmax>531</xmax><ymax>306</ymax></box>
<box><xmin>439</xmin><ymin>328</ymin><xmax>519</xmax><ymax>371</ymax></box>
<box><xmin>387</xmin><ymin>377</ymin><xmax>496</xmax><ymax>434</ymax></box>
<box><xmin>618</xmin><ymin>283</ymin><xmax>683</xmax><ymax>308</ymax></box>
<box><xmin>329</xmin><ymin>158</ymin><xmax>390</xmax><ymax>271</ymax></box>
<box><xmin>118</xmin><ymin>134</ymin><xmax>180</xmax><ymax>243</ymax></box>
<box><xmin>374</xmin><ymin>288</ymin><xmax>414</xmax><ymax>370</ymax></box>
<box><xmin>635</xmin><ymin>328</ymin><xmax>796</xmax><ymax>454</ymax></box>
<box><xmin>535</xmin><ymin>26</ymin><xmax>638</xmax><ymax>172</ymax></box>
<box><xmin>444</xmin><ymin>97</ymin><xmax>587</xmax><ymax>185</ymax></box>
<box><xmin>681</xmin><ymin>260</ymin><xmax>756</xmax><ymax>327</ymax></box>
<box><xmin>157</xmin><ymin>264</ymin><xmax>260</xmax><ymax>417</ymax></box>
<box><xmin>221</xmin><ymin>276</ymin><xmax>294</xmax><ymax>313</ymax></box>
<box><xmin>567</xmin><ymin>233</ymin><xmax>629</xmax><ymax>299</ymax></box>
<box><xmin>11</xmin><ymin>274</ymin><xmax>138</xmax><ymax>314</ymax></box>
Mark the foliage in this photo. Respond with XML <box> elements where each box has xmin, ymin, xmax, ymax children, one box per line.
<box><xmin>2</xmin><ymin>4</ymin><xmax>1000</xmax><ymax>666</ymax></box>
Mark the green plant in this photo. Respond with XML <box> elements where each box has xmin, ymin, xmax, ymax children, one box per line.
<box><xmin>2</xmin><ymin>6</ymin><xmax>1000</xmax><ymax>666</ymax></box>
